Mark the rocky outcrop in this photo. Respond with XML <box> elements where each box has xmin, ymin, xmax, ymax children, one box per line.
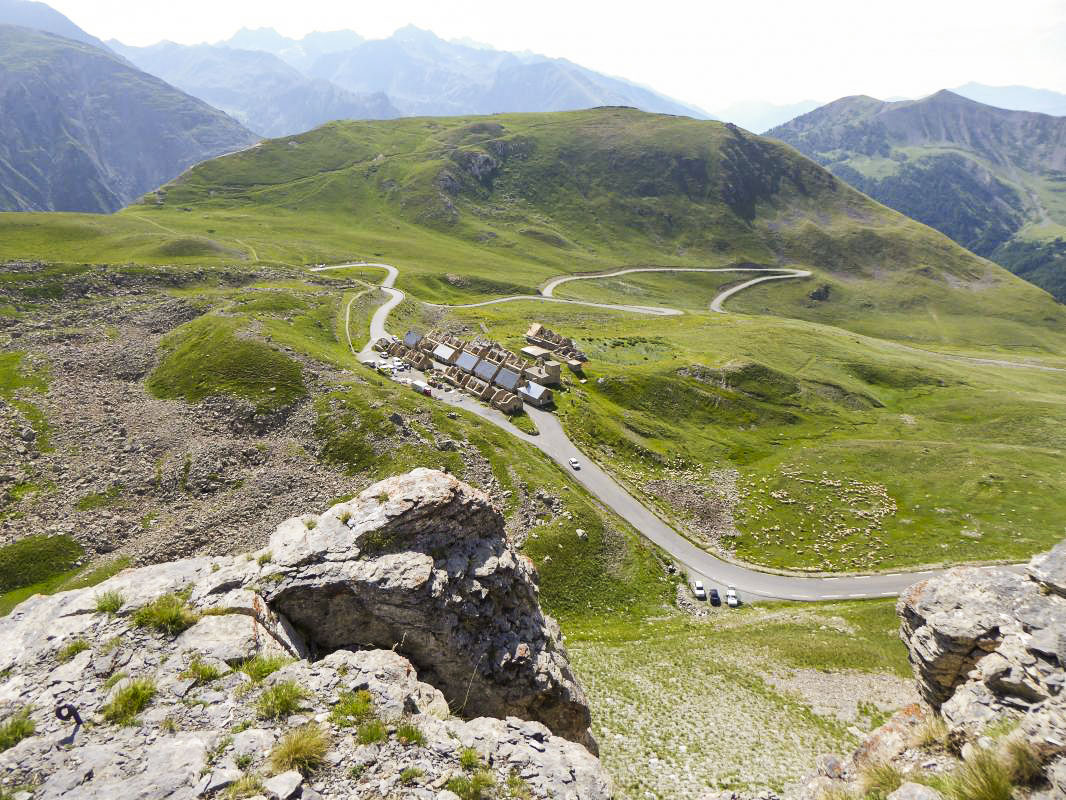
<box><xmin>263</xmin><ymin>469</ymin><xmax>594</xmax><ymax>751</ymax></box>
<box><xmin>0</xmin><ymin>469</ymin><xmax>609</xmax><ymax>799</ymax></box>
<box><xmin>797</xmin><ymin>541</ymin><xmax>1066</xmax><ymax>799</ymax></box>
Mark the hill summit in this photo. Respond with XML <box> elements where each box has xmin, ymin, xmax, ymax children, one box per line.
<box><xmin>767</xmin><ymin>90</ymin><xmax>1066</xmax><ymax>301</ymax></box>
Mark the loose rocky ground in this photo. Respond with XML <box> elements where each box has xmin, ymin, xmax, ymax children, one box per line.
<box><xmin>0</xmin><ymin>266</ymin><xmax>556</xmax><ymax>568</ymax></box>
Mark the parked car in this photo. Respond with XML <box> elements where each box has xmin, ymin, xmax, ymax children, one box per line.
<box><xmin>725</xmin><ymin>585</ymin><xmax>739</xmax><ymax>608</ymax></box>
<box><xmin>692</xmin><ymin>580</ymin><xmax>706</xmax><ymax>601</ymax></box>
<box><xmin>568</xmin><ymin>458</ymin><xmax>580</xmax><ymax>470</ymax></box>
<box><xmin>708</xmin><ymin>588</ymin><xmax>721</xmax><ymax>606</ymax></box>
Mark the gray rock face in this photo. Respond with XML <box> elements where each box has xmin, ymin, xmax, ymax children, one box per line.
<box><xmin>0</xmin><ymin>469</ymin><xmax>609</xmax><ymax>799</ymax></box>
<box><xmin>264</xmin><ymin>468</ymin><xmax>594</xmax><ymax>750</ymax></box>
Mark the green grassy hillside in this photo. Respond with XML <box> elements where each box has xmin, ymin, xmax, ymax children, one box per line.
<box><xmin>2</xmin><ymin>108</ymin><xmax>1064</xmax><ymax>576</ymax></box>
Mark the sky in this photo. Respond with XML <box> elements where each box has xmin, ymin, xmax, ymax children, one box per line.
<box><xmin>47</xmin><ymin>0</ymin><xmax>1066</xmax><ymax>110</ymax></box>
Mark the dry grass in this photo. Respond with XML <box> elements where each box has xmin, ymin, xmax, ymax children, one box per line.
<box><xmin>269</xmin><ymin>723</ymin><xmax>329</xmax><ymax>776</ymax></box>
<box><xmin>910</xmin><ymin>714</ymin><xmax>953</xmax><ymax>751</ymax></box>
<box><xmin>859</xmin><ymin>761</ymin><xmax>904</xmax><ymax>800</ymax></box>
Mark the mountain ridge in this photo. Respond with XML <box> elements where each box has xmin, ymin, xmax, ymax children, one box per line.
<box><xmin>767</xmin><ymin>89</ymin><xmax>1066</xmax><ymax>300</ymax></box>
<box><xmin>0</xmin><ymin>24</ymin><xmax>259</xmax><ymax>212</ymax></box>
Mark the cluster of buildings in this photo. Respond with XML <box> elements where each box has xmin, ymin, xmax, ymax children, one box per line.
<box><xmin>374</xmin><ymin>322</ymin><xmax>590</xmax><ymax>414</ymax></box>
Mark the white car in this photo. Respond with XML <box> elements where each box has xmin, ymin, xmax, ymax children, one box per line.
<box><xmin>692</xmin><ymin>580</ymin><xmax>707</xmax><ymax>601</ymax></box>
<box><xmin>568</xmin><ymin>458</ymin><xmax>580</xmax><ymax>470</ymax></box>
<box><xmin>725</xmin><ymin>585</ymin><xmax>739</xmax><ymax>608</ymax></box>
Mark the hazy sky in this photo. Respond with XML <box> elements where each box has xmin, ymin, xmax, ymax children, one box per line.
<box><xmin>48</xmin><ymin>0</ymin><xmax>1066</xmax><ymax>110</ymax></box>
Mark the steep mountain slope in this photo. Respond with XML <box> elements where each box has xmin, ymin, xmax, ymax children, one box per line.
<box><xmin>0</xmin><ymin>0</ymin><xmax>107</xmax><ymax>50</ymax></box>
<box><xmin>110</xmin><ymin>40</ymin><xmax>400</xmax><ymax>138</ymax></box>
<box><xmin>0</xmin><ymin>25</ymin><xmax>258</xmax><ymax>213</ymax></box>
<box><xmin>234</xmin><ymin>24</ymin><xmax>709</xmax><ymax>118</ymax></box>
<box><xmin>767</xmin><ymin>90</ymin><xmax>1066</xmax><ymax>300</ymax></box>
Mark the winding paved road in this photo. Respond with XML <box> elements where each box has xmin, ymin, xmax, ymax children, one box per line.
<box><xmin>311</xmin><ymin>262</ymin><xmax>1020</xmax><ymax>601</ymax></box>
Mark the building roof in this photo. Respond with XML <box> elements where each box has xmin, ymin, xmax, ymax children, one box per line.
<box><xmin>520</xmin><ymin>345</ymin><xmax>553</xmax><ymax>360</ymax></box>
<box><xmin>403</xmin><ymin>330</ymin><xmax>423</xmax><ymax>349</ymax></box>
<box><xmin>432</xmin><ymin>343</ymin><xmax>457</xmax><ymax>362</ymax></box>
<box><xmin>455</xmin><ymin>350</ymin><xmax>480</xmax><ymax>373</ymax></box>
<box><xmin>519</xmin><ymin>382</ymin><xmax>551</xmax><ymax>401</ymax></box>
<box><xmin>473</xmin><ymin>360</ymin><xmax>499</xmax><ymax>382</ymax></box>
<box><xmin>494</xmin><ymin>367</ymin><xmax>521</xmax><ymax>391</ymax></box>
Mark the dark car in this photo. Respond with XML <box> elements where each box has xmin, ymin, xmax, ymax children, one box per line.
<box><xmin>708</xmin><ymin>588</ymin><xmax>721</xmax><ymax>606</ymax></box>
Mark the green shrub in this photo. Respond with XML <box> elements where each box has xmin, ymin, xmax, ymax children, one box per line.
<box><xmin>56</xmin><ymin>638</ymin><xmax>91</xmax><ymax>662</ymax></box>
<box><xmin>238</xmin><ymin>654</ymin><xmax>290</xmax><ymax>683</ymax></box>
<box><xmin>102</xmin><ymin>678</ymin><xmax>156</xmax><ymax>725</ymax></box>
<box><xmin>269</xmin><ymin>724</ymin><xmax>328</xmax><ymax>776</ymax></box>
<box><xmin>446</xmin><ymin>770</ymin><xmax>496</xmax><ymax>800</ymax></box>
<box><xmin>400</xmin><ymin>766</ymin><xmax>424</xmax><ymax>784</ymax></box>
<box><xmin>256</xmin><ymin>551</ymin><xmax>272</xmax><ymax>566</ymax></box>
<box><xmin>0</xmin><ymin>707</ymin><xmax>35</xmax><ymax>752</ymax></box>
<box><xmin>94</xmin><ymin>590</ymin><xmax>124</xmax><ymax>614</ymax></box>
<box><xmin>256</xmin><ymin>681</ymin><xmax>307</xmax><ymax>720</ymax></box>
<box><xmin>356</xmin><ymin>718</ymin><xmax>386</xmax><ymax>745</ymax></box>
<box><xmin>131</xmin><ymin>593</ymin><xmax>200</xmax><ymax>635</ymax></box>
<box><xmin>330</xmin><ymin>689</ymin><xmax>373</xmax><ymax>726</ymax></box>
<box><xmin>181</xmin><ymin>658</ymin><xmax>224</xmax><ymax>686</ymax></box>
<box><xmin>395</xmin><ymin>720</ymin><xmax>426</xmax><ymax>746</ymax></box>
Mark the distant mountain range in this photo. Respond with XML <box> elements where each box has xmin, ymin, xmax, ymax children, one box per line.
<box><xmin>767</xmin><ymin>90</ymin><xmax>1066</xmax><ymax>301</ymax></box>
<box><xmin>0</xmin><ymin>0</ymin><xmax>107</xmax><ymax>50</ymax></box>
<box><xmin>0</xmin><ymin>23</ymin><xmax>257</xmax><ymax>212</ymax></box>
<box><xmin>187</xmin><ymin>25</ymin><xmax>711</xmax><ymax>121</ymax></box>
<box><xmin>952</xmin><ymin>82</ymin><xmax>1066</xmax><ymax>117</ymax></box>
<box><xmin>110</xmin><ymin>40</ymin><xmax>400</xmax><ymax>138</ymax></box>
<box><xmin>712</xmin><ymin>100</ymin><xmax>822</xmax><ymax>134</ymax></box>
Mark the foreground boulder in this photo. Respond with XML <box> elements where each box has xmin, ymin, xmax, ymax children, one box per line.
<box><xmin>264</xmin><ymin>469</ymin><xmax>594</xmax><ymax>750</ymax></box>
<box><xmin>797</xmin><ymin>542</ymin><xmax>1066</xmax><ymax>799</ymax></box>
<box><xmin>0</xmin><ymin>469</ymin><xmax>610</xmax><ymax>799</ymax></box>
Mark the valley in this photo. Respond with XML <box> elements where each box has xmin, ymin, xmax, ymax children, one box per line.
<box><xmin>2</xmin><ymin>106</ymin><xmax>1066</xmax><ymax>799</ymax></box>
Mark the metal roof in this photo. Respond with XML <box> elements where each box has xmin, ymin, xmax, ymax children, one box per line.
<box><xmin>519</xmin><ymin>382</ymin><xmax>550</xmax><ymax>400</ymax></box>
<box><xmin>455</xmin><ymin>351</ymin><xmax>480</xmax><ymax>373</ymax></box>
<box><xmin>494</xmin><ymin>367</ymin><xmax>521</xmax><ymax>391</ymax></box>
<box><xmin>473</xmin><ymin>360</ymin><xmax>499</xmax><ymax>382</ymax></box>
<box><xmin>403</xmin><ymin>330</ymin><xmax>423</xmax><ymax>348</ymax></box>
<box><xmin>432</xmin><ymin>343</ymin><xmax>457</xmax><ymax>362</ymax></box>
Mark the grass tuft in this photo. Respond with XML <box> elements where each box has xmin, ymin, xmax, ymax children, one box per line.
<box><xmin>356</xmin><ymin>718</ymin><xmax>386</xmax><ymax>745</ymax></box>
<box><xmin>102</xmin><ymin>678</ymin><xmax>156</xmax><ymax>725</ymax></box>
<box><xmin>269</xmin><ymin>723</ymin><xmax>328</xmax><ymax>776</ymax></box>
<box><xmin>56</xmin><ymin>638</ymin><xmax>91</xmax><ymax>662</ymax></box>
<box><xmin>238</xmin><ymin>654</ymin><xmax>290</xmax><ymax>683</ymax></box>
<box><xmin>400</xmin><ymin>766</ymin><xmax>424</xmax><ymax>784</ymax></box>
<box><xmin>459</xmin><ymin>747</ymin><xmax>482</xmax><ymax>771</ymax></box>
<box><xmin>224</xmin><ymin>774</ymin><xmax>264</xmax><ymax>799</ymax></box>
<box><xmin>94</xmin><ymin>590</ymin><xmax>124</xmax><ymax>614</ymax></box>
<box><xmin>0</xmin><ymin>707</ymin><xmax>35</xmax><ymax>752</ymax></box>
<box><xmin>948</xmin><ymin>746</ymin><xmax>1013</xmax><ymax>800</ymax></box>
<box><xmin>131</xmin><ymin>593</ymin><xmax>200</xmax><ymax>635</ymax></box>
<box><xmin>446</xmin><ymin>769</ymin><xmax>497</xmax><ymax>800</ymax></box>
<box><xmin>911</xmin><ymin>714</ymin><xmax>953</xmax><ymax>751</ymax></box>
<box><xmin>859</xmin><ymin>761</ymin><xmax>903</xmax><ymax>800</ymax></box>
<box><xmin>1002</xmin><ymin>737</ymin><xmax>1042</xmax><ymax>786</ymax></box>
<box><xmin>330</xmin><ymin>689</ymin><xmax>374</xmax><ymax>727</ymax></box>
<box><xmin>395</xmin><ymin>719</ymin><xmax>426</xmax><ymax>746</ymax></box>
<box><xmin>181</xmin><ymin>658</ymin><xmax>224</xmax><ymax>686</ymax></box>
<box><xmin>256</xmin><ymin>681</ymin><xmax>307</xmax><ymax>720</ymax></box>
